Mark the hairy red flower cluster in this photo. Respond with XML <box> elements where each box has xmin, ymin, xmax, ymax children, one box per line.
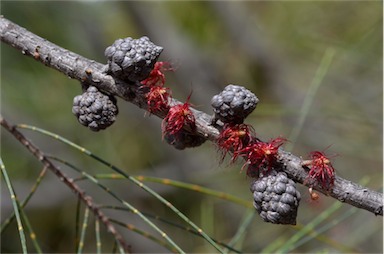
<box><xmin>239</xmin><ymin>137</ymin><xmax>287</xmax><ymax>177</ymax></box>
<box><xmin>145</xmin><ymin>85</ymin><xmax>171</xmax><ymax>113</ymax></box>
<box><xmin>141</xmin><ymin>61</ymin><xmax>173</xmax><ymax>87</ymax></box>
<box><xmin>162</xmin><ymin>97</ymin><xmax>195</xmax><ymax>137</ymax></box>
<box><xmin>140</xmin><ymin>61</ymin><xmax>174</xmax><ymax>114</ymax></box>
<box><xmin>305</xmin><ymin>151</ymin><xmax>336</xmax><ymax>190</ymax></box>
<box><xmin>217</xmin><ymin>123</ymin><xmax>253</xmax><ymax>163</ymax></box>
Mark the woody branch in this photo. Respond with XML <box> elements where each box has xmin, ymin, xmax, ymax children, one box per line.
<box><xmin>0</xmin><ymin>116</ymin><xmax>131</xmax><ymax>252</ymax></box>
<box><xmin>1</xmin><ymin>16</ymin><xmax>382</xmax><ymax>216</ymax></box>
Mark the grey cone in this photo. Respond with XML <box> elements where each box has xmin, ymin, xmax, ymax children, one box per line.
<box><xmin>211</xmin><ymin>84</ymin><xmax>259</xmax><ymax>124</ymax></box>
<box><xmin>72</xmin><ymin>86</ymin><xmax>118</xmax><ymax>131</ymax></box>
<box><xmin>105</xmin><ymin>36</ymin><xmax>163</xmax><ymax>82</ymax></box>
<box><xmin>250</xmin><ymin>169</ymin><xmax>301</xmax><ymax>225</ymax></box>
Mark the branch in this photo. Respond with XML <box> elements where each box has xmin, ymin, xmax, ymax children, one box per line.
<box><xmin>0</xmin><ymin>116</ymin><xmax>131</xmax><ymax>253</ymax></box>
<box><xmin>1</xmin><ymin>16</ymin><xmax>382</xmax><ymax>216</ymax></box>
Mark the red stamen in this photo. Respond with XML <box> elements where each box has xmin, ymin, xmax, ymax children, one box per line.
<box><xmin>305</xmin><ymin>151</ymin><xmax>336</xmax><ymax>190</ymax></box>
<box><xmin>162</xmin><ymin>97</ymin><xmax>195</xmax><ymax>137</ymax></box>
<box><xmin>239</xmin><ymin>137</ymin><xmax>287</xmax><ymax>177</ymax></box>
<box><xmin>146</xmin><ymin>86</ymin><xmax>171</xmax><ymax>113</ymax></box>
<box><xmin>217</xmin><ymin>123</ymin><xmax>253</xmax><ymax>163</ymax></box>
<box><xmin>141</xmin><ymin>61</ymin><xmax>173</xmax><ymax>87</ymax></box>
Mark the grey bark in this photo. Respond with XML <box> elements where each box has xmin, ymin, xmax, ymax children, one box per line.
<box><xmin>1</xmin><ymin>16</ymin><xmax>382</xmax><ymax>216</ymax></box>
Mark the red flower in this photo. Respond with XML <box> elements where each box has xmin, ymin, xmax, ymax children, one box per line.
<box><xmin>304</xmin><ymin>151</ymin><xmax>336</xmax><ymax>190</ymax></box>
<box><xmin>141</xmin><ymin>61</ymin><xmax>173</xmax><ymax>87</ymax></box>
<box><xmin>162</xmin><ymin>96</ymin><xmax>195</xmax><ymax>137</ymax></box>
<box><xmin>239</xmin><ymin>137</ymin><xmax>287</xmax><ymax>177</ymax></box>
<box><xmin>146</xmin><ymin>85</ymin><xmax>171</xmax><ymax>113</ymax></box>
<box><xmin>217</xmin><ymin>123</ymin><xmax>253</xmax><ymax>163</ymax></box>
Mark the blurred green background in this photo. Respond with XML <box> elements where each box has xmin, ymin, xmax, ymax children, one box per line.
<box><xmin>1</xmin><ymin>1</ymin><xmax>382</xmax><ymax>253</ymax></box>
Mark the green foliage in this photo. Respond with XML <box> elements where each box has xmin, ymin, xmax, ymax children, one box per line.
<box><xmin>1</xmin><ymin>1</ymin><xmax>382</xmax><ymax>253</ymax></box>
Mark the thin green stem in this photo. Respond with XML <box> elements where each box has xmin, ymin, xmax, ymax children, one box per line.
<box><xmin>17</xmin><ymin>124</ymin><xmax>224</xmax><ymax>253</ymax></box>
<box><xmin>0</xmin><ymin>158</ymin><xmax>28</xmax><ymax>254</ymax></box>
<box><xmin>49</xmin><ymin>155</ymin><xmax>185</xmax><ymax>253</ymax></box>
<box><xmin>276</xmin><ymin>201</ymin><xmax>343</xmax><ymax>253</ymax></box>
<box><xmin>19</xmin><ymin>208</ymin><xmax>42</xmax><ymax>253</ymax></box>
<box><xmin>109</xmin><ymin>219</ymin><xmax>179</xmax><ymax>253</ymax></box>
<box><xmin>77</xmin><ymin>207</ymin><xmax>90</xmax><ymax>254</ymax></box>
<box><xmin>75</xmin><ymin>198</ymin><xmax>82</xmax><ymax>252</ymax></box>
<box><xmin>86</xmin><ymin>174</ymin><xmax>252</xmax><ymax>208</ymax></box>
<box><xmin>290</xmin><ymin>207</ymin><xmax>358</xmax><ymax>252</ymax></box>
<box><xmin>101</xmin><ymin>205</ymin><xmax>242</xmax><ymax>253</ymax></box>
<box><xmin>95</xmin><ymin>220</ymin><xmax>102</xmax><ymax>254</ymax></box>
<box><xmin>0</xmin><ymin>165</ymin><xmax>45</xmax><ymax>253</ymax></box>
<box><xmin>274</xmin><ymin>177</ymin><xmax>370</xmax><ymax>253</ymax></box>
<box><xmin>225</xmin><ymin>209</ymin><xmax>255</xmax><ymax>252</ymax></box>
<box><xmin>1</xmin><ymin>117</ymin><xmax>130</xmax><ymax>252</ymax></box>
<box><xmin>1</xmin><ymin>166</ymin><xmax>48</xmax><ymax>233</ymax></box>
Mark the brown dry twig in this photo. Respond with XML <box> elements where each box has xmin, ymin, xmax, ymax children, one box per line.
<box><xmin>1</xmin><ymin>16</ymin><xmax>382</xmax><ymax>216</ymax></box>
<box><xmin>0</xmin><ymin>116</ymin><xmax>131</xmax><ymax>253</ymax></box>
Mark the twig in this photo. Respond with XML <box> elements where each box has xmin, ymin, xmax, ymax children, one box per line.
<box><xmin>0</xmin><ymin>116</ymin><xmax>131</xmax><ymax>253</ymax></box>
<box><xmin>1</xmin><ymin>16</ymin><xmax>382</xmax><ymax>216</ymax></box>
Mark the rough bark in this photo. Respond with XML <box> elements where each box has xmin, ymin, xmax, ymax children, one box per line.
<box><xmin>1</xmin><ymin>16</ymin><xmax>382</xmax><ymax>216</ymax></box>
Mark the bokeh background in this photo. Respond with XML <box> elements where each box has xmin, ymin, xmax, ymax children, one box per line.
<box><xmin>1</xmin><ymin>1</ymin><xmax>382</xmax><ymax>253</ymax></box>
